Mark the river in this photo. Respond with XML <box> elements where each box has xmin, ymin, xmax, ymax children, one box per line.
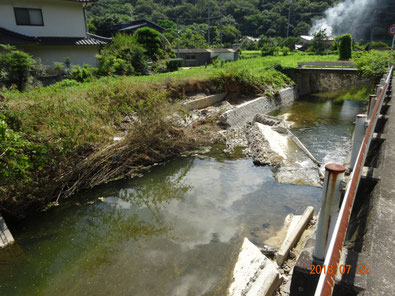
<box><xmin>0</xmin><ymin>84</ymin><xmax>371</xmax><ymax>296</ymax></box>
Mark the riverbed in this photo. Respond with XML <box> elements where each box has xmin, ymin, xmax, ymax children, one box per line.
<box><xmin>0</xmin><ymin>86</ymin><xmax>368</xmax><ymax>296</ymax></box>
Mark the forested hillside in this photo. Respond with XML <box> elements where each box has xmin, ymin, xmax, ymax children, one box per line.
<box><xmin>87</xmin><ymin>0</ymin><xmax>339</xmax><ymax>45</ymax></box>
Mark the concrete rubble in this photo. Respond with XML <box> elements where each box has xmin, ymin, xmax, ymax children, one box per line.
<box><xmin>229</xmin><ymin>207</ymin><xmax>316</xmax><ymax>296</ymax></box>
<box><xmin>180</xmin><ymin>88</ymin><xmax>323</xmax><ymax>187</ymax></box>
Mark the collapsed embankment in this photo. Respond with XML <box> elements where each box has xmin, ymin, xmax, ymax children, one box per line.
<box><xmin>0</xmin><ymin>65</ymin><xmax>294</xmax><ymax>221</ymax></box>
<box><xmin>0</xmin><ymin>64</ymin><xmax>365</xmax><ymax>221</ymax></box>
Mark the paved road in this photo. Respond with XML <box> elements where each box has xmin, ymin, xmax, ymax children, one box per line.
<box><xmin>360</xmin><ymin>78</ymin><xmax>395</xmax><ymax>295</ymax></box>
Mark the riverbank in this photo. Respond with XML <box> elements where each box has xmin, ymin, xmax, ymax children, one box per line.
<box><xmin>1</xmin><ymin>53</ymin><xmax>362</xmax><ymax>220</ymax></box>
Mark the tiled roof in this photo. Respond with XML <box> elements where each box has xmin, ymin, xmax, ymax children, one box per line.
<box><xmin>0</xmin><ymin>27</ymin><xmax>110</xmax><ymax>46</ymax></box>
<box><xmin>173</xmin><ymin>49</ymin><xmax>210</xmax><ymax>54</ymax></box>
<box><xmin>207</xmin><ymin>48</ymin><xmax>238</xmax><ymax>53</ymax></box>
<box><xmin>174</xmin><ymin>48</ymin><xmax>238</xmax><ymax>54</ymax></box>
<box><xmin>64</xmin><ymin>0</ymin><xmax>98</xmax><ymax>2</ymax></box>
<box><xmin>114</xmin><ymin>19</ymin><xmax>165</xmax><ymax>33</ymax></box>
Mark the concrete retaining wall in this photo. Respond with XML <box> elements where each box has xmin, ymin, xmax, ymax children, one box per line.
<box><xmin>286</xmin><ymin>70</ymin><xmax>367</xmax><ymax>96</ymax></box>
<box><xmin>221</xmin><ymin>87</ymin><xmax>297</xmax><ymax>127</ymax></box>
<box><xmin>184</xmin><ymin>93</ymin><xmax>227</xmax><ymax>110</ymax></box>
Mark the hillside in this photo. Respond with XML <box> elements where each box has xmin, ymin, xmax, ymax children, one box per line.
<box><xmin>87</xmin><ymin>0</ymin><xmax>339</xmax><ymax>43</ymax></box>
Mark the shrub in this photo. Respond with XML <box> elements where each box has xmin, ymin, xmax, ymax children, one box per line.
<box><xmin>261</xmin><ymin>44</ymin><xmax>275</xmax><ymax>56</ymax></box>
<box><xmin>354</xmin><ymin>50</ymin><xmax>392</xmax><ymax>79</ymax></box>
<box><xmin>0</xmin><ymin>45</ymin><xmax>35</xmax><ymax>91</ymax></box>
<box><xmin>0</xmin><ymin>115</ymin><xmax>48</xmax><ymax>186</ymax></box>
<box><xmin>135</xmin><ymin>27</ymin><xmax>163</xmax><ymax>61</ymax></box>
<box><xmin>338</xmin><ymin>34</ymin><xmax>352</xmax><ymax>60</ymax></box>
<box><xmin>166</xmin><ymin>58</ymin><xmax>183</xmax><ymax>72</ymax></box>
<box><xmin>309</xmin><ymin>30</ymin><xmax>330</xmax><ymax>55</ymax></box>
<box><xmin>364</xmin><ymin>41</ymin><xmax>390</xmax><ymax>51</ymax></box>
<box><xmin>98</xmin><ymin>33</ymin><xmax>147</xmax><ymax>76</ymax></box>
<box><xmin>70</xmin><ymin>64</ymin><xmax>97</xmax><ymax>82</ymax></box>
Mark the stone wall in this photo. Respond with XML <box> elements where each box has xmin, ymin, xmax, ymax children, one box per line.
<box><xmin>286</xmin><ymin>70</ymin><xmax>368</xmax><ymax>96</ymax></box>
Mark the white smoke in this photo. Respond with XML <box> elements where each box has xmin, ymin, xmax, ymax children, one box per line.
<box><xmin>310</xmin><ymin>0</ymin><xmax>376</xmax><ymax>37</ymax></box>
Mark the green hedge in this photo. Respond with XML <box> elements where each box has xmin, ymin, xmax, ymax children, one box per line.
<box><xmin>166</xmin><ymin>58</ymin><xmax>183</xmax><ymax>72</ymax></box>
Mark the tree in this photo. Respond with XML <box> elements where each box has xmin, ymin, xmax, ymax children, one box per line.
<box><xmin>309</xmin><ymin>30</ymin><xmax>330</xmax><ymax>54</ymax></box>
<box><xmin>179</xmin><ymin>29</ymin><xmax>208</xmax><ymax>49</ymax></box>
<box><xmin>0</xmin><ymin>45</ymin><xmax>35</xmax><ymax>91</ymax></box>
<box><xmin>338</xmin><ymin>34</ymin><xmax>352</xmax><ymax>60</ymax></box>
<box><xmin>292</xmin><ymin>22</ymin><xmax>311</xmax><ymax>36</ymax></box>
<box><xmin>98</xmin><ymin>34</ymin><xmax>147</xmax><ymax>75</ymax></box>
<box><xmin>134</xmin><ymin>28</ymin><xmax>163</xmax><ymax>61</ymax></box>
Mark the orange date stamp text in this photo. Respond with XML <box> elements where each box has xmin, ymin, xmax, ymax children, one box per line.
<box><xmin>310</xmin><ymin>264</ymin><xmax>369</xmax><ymax>275</ymax></box>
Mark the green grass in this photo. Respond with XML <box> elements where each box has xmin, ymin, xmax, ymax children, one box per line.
<box><xmin>77</xmin><ymin>52</ymin><xmax>337</xmax><ymax>86</ymax></box>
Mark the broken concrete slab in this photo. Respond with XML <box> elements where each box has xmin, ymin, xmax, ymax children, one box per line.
<box><xmin>276</xmin><ymin>207</ymin><xmax>314</xmax><ymax>266</ymax></box>
<box><xmin>0</xmin><ymin>215</ymin><xmax>15</xmax><ymax>248</ymax></box>
<box><xmin>229</xmin><ymin>237</ymin><xmax>282</xmax><ymax>296</ymax></box>
<box><xmin>184</xmin><ymin>93</ymin><xmax>227</xmax><ymax>110</ymax></box>
<box><xmin>247</xmin><ymin>122</ymin><xmax>322</xmax><ymax>187</ymax></box>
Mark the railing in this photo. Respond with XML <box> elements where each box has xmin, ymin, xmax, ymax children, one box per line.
<box><xmin>314</xmin><ymin>65</ymin><xmax>394</xmax><ymax>296</ymax></box>
<box><xmin>297</xmin><ymin>61</ymin><xmax>356</xmax><ymax>69</ymax></box>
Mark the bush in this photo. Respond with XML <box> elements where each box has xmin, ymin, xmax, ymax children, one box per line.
<box><xmin>98</xmin><ymin>33</ymin><xmax>147</xmax><ymax>76</ymax></box>
<box><xmin>0</xmin><ymin>115</ymin><xmax>48</xmax><ymax>186</ymax></box>
<box><xmin>338</xmin><ymin>34</ymin><xmax>352</xmax><ymax>60</ymax></box>
<box><xmin>166</xmin><ymin>58</ymin><xmax>183</xmax><ymax>72</ymax></box>
<box><xmin>364</xmin><ymin>41</ymin><xmax>390</xmax><ymax>51</ymax></box>
<box><xmin>261</xmin><ymin>44</ymin><xmax>275</xmax><ymax>56</ymax></box>
<box><xmin>0</xmin><ymin>45</ymin><xmax>35</xmax><ymax>91</ymax></box>
<box><xmin>135</xmin><ymin>27</ymin><xmax>163</xmax><ymax>61</ymax></box>
<box><xmin>354</xmin><ymin>50</ymin><xmax>392</xmax><ymax>79</ymax></box>
<box><xmin>70</xmin><ymin>64</ymin><xmax>97</xmax><ymax>82</ymax></box>
<box><xmin>309</xmin><ymin>30</ymin><xmax>330</xmax><ymax>55</ymax></box>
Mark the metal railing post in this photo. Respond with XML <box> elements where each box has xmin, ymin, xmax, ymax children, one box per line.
<box><xmin>313</xmin><ymin>164</ymin><xmax>346</xmax><ymax>261</ymax></box>
<box><xmin>350</xmin><ymin>114</ymin><xmax>368</xmax><ymax>170</ymax></box>
<box><xmin>368</xmin><ymin>94</ymin><xmax>377</xmax><ymax>119</ymax></box>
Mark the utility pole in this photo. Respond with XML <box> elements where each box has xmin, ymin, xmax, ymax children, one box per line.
<box><xmin>220</xmin><ymin>18</ymin><xmax>223</xmax><ymax>48</ymax></box>
<box><xmin>368</xmin><ymin>10</ymin><xmax>378</xmax><ymax>51</ymax></box>
<box><xmin>207</xmin><ymin>2</ymin><xmax>211</xmax><ymax>45</ymax></box>
<box><xmin>287</xmin><ymin>0</ymin><xmax>292</xmax><ymax>38</ymax></box>
<box><xmin>177</xmin><ymin>17</ymin><xmax>180</xmax><ymax>55</ymax></box>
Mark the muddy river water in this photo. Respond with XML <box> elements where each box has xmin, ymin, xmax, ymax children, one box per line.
<box><xmin>0</xmin><ymin>84</ymin><xmax>370</xmax><ymax>296</ymax></box>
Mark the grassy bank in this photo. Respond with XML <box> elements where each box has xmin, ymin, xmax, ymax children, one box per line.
<box><xmin>0</xmin><ymin>53</ymin><xmax>336</xmax><ymax>219</ymax></box>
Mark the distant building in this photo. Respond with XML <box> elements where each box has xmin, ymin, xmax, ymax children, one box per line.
<box><xmin>174</xmin><ymin>48</ymin><xmax>239</xmax><ymax>67</ymax></box>
<box><xmin>113</xmin><ymin>19</ymin><xmax>165</xmax><ymax>35</ymax></box>
<box><xmin>297</xmin><ymin>35</ymin><xmax>334</xmax><ymax>50</ymax></box>
<box><xmin>0</xmin><ymin>0</ymin><xmax>110</xmax><ymax>66</ymax></box>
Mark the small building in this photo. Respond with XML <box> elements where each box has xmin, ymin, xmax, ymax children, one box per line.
<box><xmin>298</xmin><ymin>35</ymin><xmax>334</xmax><ymax>50</ymax></box>
<box><xmin>173</xmin><ymin>49</ymin><xmax>210</xmax><ymax>67</ymax></box>
<box><xmin>113</xmin><ymin>19</ymin><xmax>165</xmax><ymax>35</ymax></box>
<box><xmin>208</xmin><ymin>48</ymin><xmax>239</xmax><ymax>62</ymax></box>
<box><xmin>0</xmin><ymin>0</ymin><xmax>110</xmax><ymax>66</ymax></box>
<box><xmin>174</xmin><ymin>48</ymin><xmax>239</xmax><ymax>67</ymax></box>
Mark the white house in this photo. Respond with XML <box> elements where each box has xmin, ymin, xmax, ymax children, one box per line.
<box><xmin>0</xmin><ymin>0</ymin><xmax>110</xmax><ymax>66</ymax></box>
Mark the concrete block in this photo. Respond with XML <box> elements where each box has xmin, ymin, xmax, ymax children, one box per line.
<box><xmin>183</xmin><ymin>93</ymin><xmax>227</xmax><ymax>110</ymax></box>
<box><xmin>221</xmin><ymin>97</ymin><xmax>278</xmax><ymax>127</ymax></box>
<box><xmin>0</xmin><ymin>215</ymin><xmax>15</xmax><ymax>248</ymax></box>
<box><xmin>229</xmin><ymin>238</ymin><xmax>282</xmax><ymax>296</ymax></box>
<box><xmin>276</xmin><ymin>206</ymin><xmax>314</xmax><ymax>265</ymax></box>
<box><xmin>220</xmin><ymin>87</ymin><xmax>297</xmax><ymax>127</ymax></box>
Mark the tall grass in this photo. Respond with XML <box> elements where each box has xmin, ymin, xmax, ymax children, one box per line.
<box><xmin>1</xmin><ymin>52</ymin><xmax>338</xmax><ymax>218</ymax></box>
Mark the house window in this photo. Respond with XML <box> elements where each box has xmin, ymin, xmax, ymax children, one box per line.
<box><xmin>185</xmin><ymin>55</ymin><xmax>196</xmax><ymax>61</ymax></box>
<box><xmin>14</xmin><ymin>8</ymin><xmax>44</xmax><ymax>26</ymax></box>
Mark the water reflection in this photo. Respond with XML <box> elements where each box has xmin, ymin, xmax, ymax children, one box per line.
<box><xmin>1</xmin><ymin>157</ymin><xmax>321</xmax><ymax>296</ymax></box>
